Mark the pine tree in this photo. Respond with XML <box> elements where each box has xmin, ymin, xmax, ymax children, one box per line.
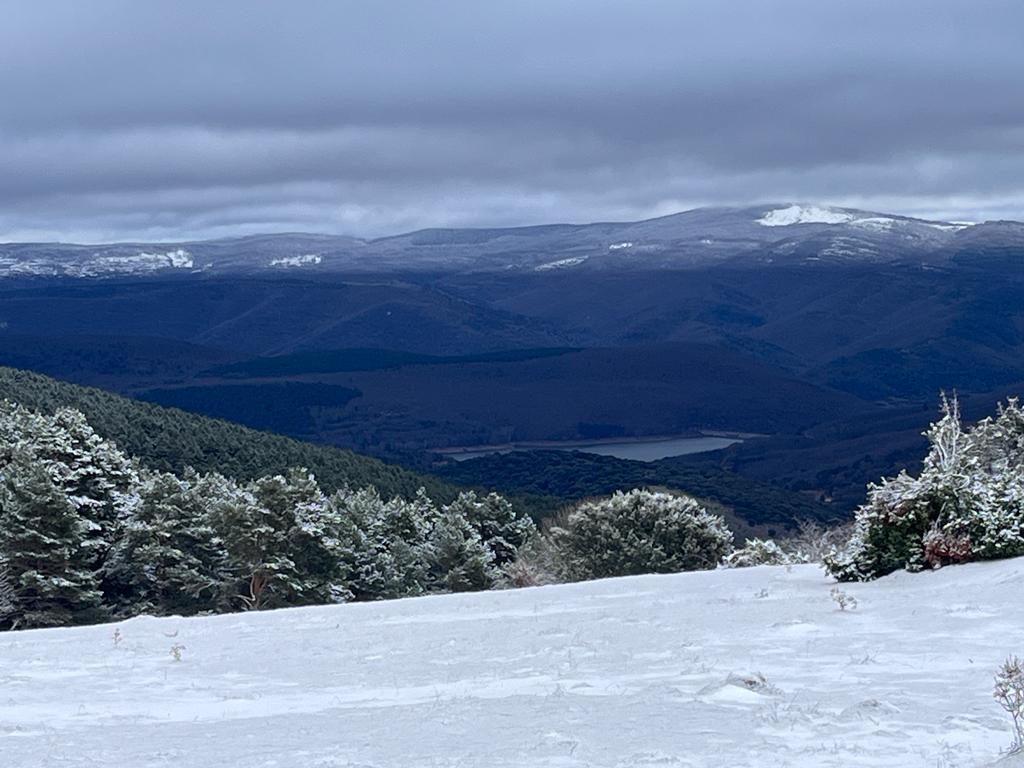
<box><xmin>0</xmin><ymin>402</ymin><xmax>137</xmax><ymax>573</ymax></box>
<box><xmin>106</xmin><ymin>470</ymin><xmax>231</xmax><ymax>616</ymax></box>
<box><xmin>328</xmin><ymin>486</ymin><xmax>438</xmax><ymax>601</ymax></box>
<box><xmin>207</xmin><ymin>470</ymin><xmax>338</xmax><ymax>610</ymax></box>
<box><xmin>0</xmin><ymin>451</ymin><xmax>104</xmax><ymax>628</ymax></box>
<box><xmin>0</xmin><ymin>559</ymin><xmax>15</xmax><ymax>626</ymax></box>
<box><xmin>444</xmin><ymin>491</ymin><xmax>535</xmax><ymax>567</ymax></box>
<box><xmin>424</xmin><ymin>507</ymin><xmax>498</xmax><ymax>593</ymax></box>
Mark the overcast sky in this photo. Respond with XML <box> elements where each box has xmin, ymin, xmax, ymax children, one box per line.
<box><xmin>2</xmin><ymin>0</ymin><xmax>1023</xmax><ymax>242</ymax></box>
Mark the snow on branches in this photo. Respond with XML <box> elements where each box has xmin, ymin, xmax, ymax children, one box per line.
<box><xmin>827</xmin><ymin>395</ymin><xmax>1024</xmax><ymax>581</ymax></box>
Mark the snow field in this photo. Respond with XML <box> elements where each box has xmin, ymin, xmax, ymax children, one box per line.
<box><xmin>2</xmin><ymin>559</ymin><xmax>1023</xmax><ymax>767</ymax></box>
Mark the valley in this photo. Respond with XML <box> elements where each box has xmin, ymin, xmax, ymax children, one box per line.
<box><xmin>2</xmin><ymin>204</ymin><xmax>1023</xmax><ymax>519</ymax></box>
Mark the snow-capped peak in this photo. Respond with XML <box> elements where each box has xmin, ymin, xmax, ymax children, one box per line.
<box><xmin>269</xmin><ymin>254</ymin><xmax>323</xmax><ymax>268</ymax></box>
<box><xmin>757</xmin><ymin>205</ymin><xmax>857</xmax><ymax>227</ymax></box>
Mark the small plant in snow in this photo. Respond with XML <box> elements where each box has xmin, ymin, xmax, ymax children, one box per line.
<box><xmin>169</xmin><ymin>643</ymin><xmax>185</xmax><ymax>662</ymax></box>
<box><xmin>725</xmin><ymin>538</ymin><xmax>790</xmax><ymax>568</ymax></box>
<box><xmin>830</xmin><ymin>586</ymin><xmax>857</xmax><ymax>612</ymax></box>
<box><xmin>994</xmin><ymin>655</ymin><xmax>1024</xmax><ymax>753</ymax></box>
<box><xmin>112</xmin><ymin>628</ymin><xmax>122</xmax><ymax>647</ymax></box>
<box><xmin>728</xmin><ymin>672</ymin><xmax>780</xmax><ymax>695</ymax></box>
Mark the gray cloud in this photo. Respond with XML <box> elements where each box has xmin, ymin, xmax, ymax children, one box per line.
<box><xmin>2</xmin><ymin>0</ymin><xmax>1023</xmax><ymax>241</ymax></box>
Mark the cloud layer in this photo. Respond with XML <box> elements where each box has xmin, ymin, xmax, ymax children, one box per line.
<box><xmin>2</xmin><ymin>0</ymin><xmax>1023</xmax><ymax>241</ymax></box>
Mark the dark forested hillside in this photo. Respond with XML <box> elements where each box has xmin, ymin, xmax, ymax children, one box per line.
<box><xmin>436</xmin><ymin>449</ymin><xmax>841</xmax><ymax>537</ymax></box>
<box><xmin>0</xmin><ymin>366</ymin><xmax>849</xmax><ymax>533</ymax></box>
<box><xmin>0</xmin><ymin>366</ymin><xmax>456</xmax><ymax>500</ymax></box>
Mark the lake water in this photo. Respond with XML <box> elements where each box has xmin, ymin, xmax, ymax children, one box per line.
<box><xmin>445</xmin><ymin>435</ymin><xmax>742</xmax><ymax>463</ymax></box>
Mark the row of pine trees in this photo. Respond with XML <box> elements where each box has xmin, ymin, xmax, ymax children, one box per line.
<box><xmin>0</xmin><ymin>402</ymin><xmax>536</xmax><ymax>630</ymax></box>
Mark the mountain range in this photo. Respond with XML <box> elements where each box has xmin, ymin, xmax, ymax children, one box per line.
<box><xmin>3</xmin><ymin>203</ymin><xmax>1023</xmax><ymax>515</ymax></box>
<box><xmin>2</xmin><ymin>203</ymin><xmax>1022</xmax><ymax>278</ymax></box>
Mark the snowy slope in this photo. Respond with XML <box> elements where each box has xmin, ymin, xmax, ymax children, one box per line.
<box><xmin>3</xmin><ymin>559</ymin><xmax>1023</xmax><ymax>767</ymax></box>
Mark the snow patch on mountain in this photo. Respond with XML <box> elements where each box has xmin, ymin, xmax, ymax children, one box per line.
<box><xmin>77</xmin><ymin>249</ymin><xmax>194</xmax><ymax>276</ymax></box>
<box><xmin>927</xmin><ymin>222</ymin><xmax>973</xmax><ymax>231</ymax></box>
<box><xmin>269</xmin><ymin>253</ymin><xmax>323</xmax><ymax>268</ymax></box>
<box><xmin>758</xmin><ymin>205</ymin><xmax>857</xmax><ymax>226</ymax></box>
<box><xmin>535</xmin><ymin>256</ymin><xmax>587</xmax><ymax>271</ymax></box>
<box><xmin>148</xmin><ymin>248</ymin><xmax>193</xmax><ymax>268</ymax></box>
<box><xmin>850</xmin><ymin>217</ymin><xmax>897</xmax><ymax>231</ymax></box>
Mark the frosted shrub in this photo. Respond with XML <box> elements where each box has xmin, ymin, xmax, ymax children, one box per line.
<box><xmin>826</xmin><ymin>396</ymin><xmax>1024</xmax><ymax>581</ymax></box>
<box><xmin>779</xmin><ymin>521</ymin><xmax>854</xmax><ymax>564</ymax></box>
<box><xmin>499</xmin><ymin>534</ymin><xmax>564</xmax><ymax>588</ymax></box>
<box><xmin>550</xmin><ymin>489</ymin><xmax>733</xmax><ymax>580</ymax></box>
<box><xmin>829</xmin><ymin>586</ymin><xmax>857</xmax><ymax>612</ymax></box>
<box><xmin>994</xmin><ymin>655</ymin><xmax>1024</xmax><ymax>753</ymax></box>
<box><xmin>725</xmin><ymin>538</ymin><xmax>790</xmax><ymax>568</ymax></box>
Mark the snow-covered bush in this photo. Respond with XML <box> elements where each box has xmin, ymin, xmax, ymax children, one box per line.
<box><xmin>826</xmin><ymin>396</ymin><xmax>1024</xmax><ymax>581</ymax></box>
<box><xmin>499</xmin><ymin>534</ymin><xmax>565</xmax><ymax>588</ymax></box>
<box><xmin>550</xmin><ymin>489</ymin><xmax>733</xmax><ymax>580</ymax></box>
<box><xmin>778</xmin><ymin>521</ymin><xmax>854</xmax><ymax>564</ymax></box>
<box><xmin>724</xmin><ymin>538</ymin><xmax>790</xmax><ymax>568</ymax></box>
<box><xmin>994</xmin><ymin>655</ymin><xmax>1024</xmax><ymax>753</ymax></box>
<box><xmin>829</xmin><ymin>586</ymin><xmax>857</xmax><ymax>612</ymax></box>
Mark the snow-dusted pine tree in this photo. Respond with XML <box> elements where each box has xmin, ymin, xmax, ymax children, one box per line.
<box><xmin>423</xmin><ymin>506</ymin><xmax>498</xmax><ymax>593</ymax></box>
<box><xmin>105</xmin><ymin>469</ymin><xmax>231</xmax><ymax>616</ymax></box>
<box><xmin>0</xmin><ymin>402</ymin><xmax>137</xmax><ymax>573</ymax></box>
<box><xmin>327</xmin><ymin>486</ymin><xmax>437</xmax><ymax>601</ymax></box>
<box><xmin>206</xmin><ymin>469</ymin><xmax>339</xmax><ymax>610</ymax></box>
<box><xmin>0</xmin><ymin>451</ymin><xmax>104</xmax><ymax>628</ymax></box>
<box><xmin>0</xmin><ymin>559</ymin><xmax>15</xmax><ymax>626</ymax></box>
<box><xmin>444</xmin><ymin>491</ymin><xmax>536</xmax><ymax>567</ymax></box>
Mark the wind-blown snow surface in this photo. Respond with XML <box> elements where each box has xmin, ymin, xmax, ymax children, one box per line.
<box><xmin>3</xmin><ymin>560</ymin><xmax>1023</xmax><ymax>767</ymax></box>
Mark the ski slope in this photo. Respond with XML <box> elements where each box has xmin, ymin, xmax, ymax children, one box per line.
<box><xmin>3</xmin><ymin>559</ymin><xmax>1023</xmax><ymax>767</ymax></box>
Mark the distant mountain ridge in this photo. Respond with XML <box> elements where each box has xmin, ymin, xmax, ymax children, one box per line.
<box><xmin>2</xmin><ymin>204</ymin><xmax>1020</xmax><ymax>278</ymax></box>
<box><xmin>2</xmin><ymin>203</ymin><xmax>1023</xmax><ymax>515</ymax></box>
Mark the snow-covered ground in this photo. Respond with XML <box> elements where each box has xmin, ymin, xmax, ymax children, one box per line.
<box><xmin>3</xmin><ymin>559</ymin><xmax>1023</xmax><ymax>767</ymax></box>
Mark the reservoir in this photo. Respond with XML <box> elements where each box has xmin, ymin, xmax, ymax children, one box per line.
<box><xmin>441</xmin><ymin>435</ymin><xmax>742</xmax><ymax>463</ymax></box>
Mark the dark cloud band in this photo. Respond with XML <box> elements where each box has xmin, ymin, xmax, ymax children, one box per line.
<box><xmin>1</xmin><ymin>0</ymin><xmax>1022</xmax><ymax>241</ymax></box>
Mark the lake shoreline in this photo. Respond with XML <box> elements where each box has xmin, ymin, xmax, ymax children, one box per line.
<box><xmin>436</xmin><ymin>431</ymin><xmax>764</xmax><ymax>463</ymax></box>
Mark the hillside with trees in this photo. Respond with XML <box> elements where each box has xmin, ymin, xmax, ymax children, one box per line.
<box><xmin>0</xmin><ymin>399</ymin><xmax>538</xmax><ymax>629</ymax></box>
<box><xmin>0</xmin><ymin>366</ymin><xmax>455</xmax><ymax>501</ymax></box>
